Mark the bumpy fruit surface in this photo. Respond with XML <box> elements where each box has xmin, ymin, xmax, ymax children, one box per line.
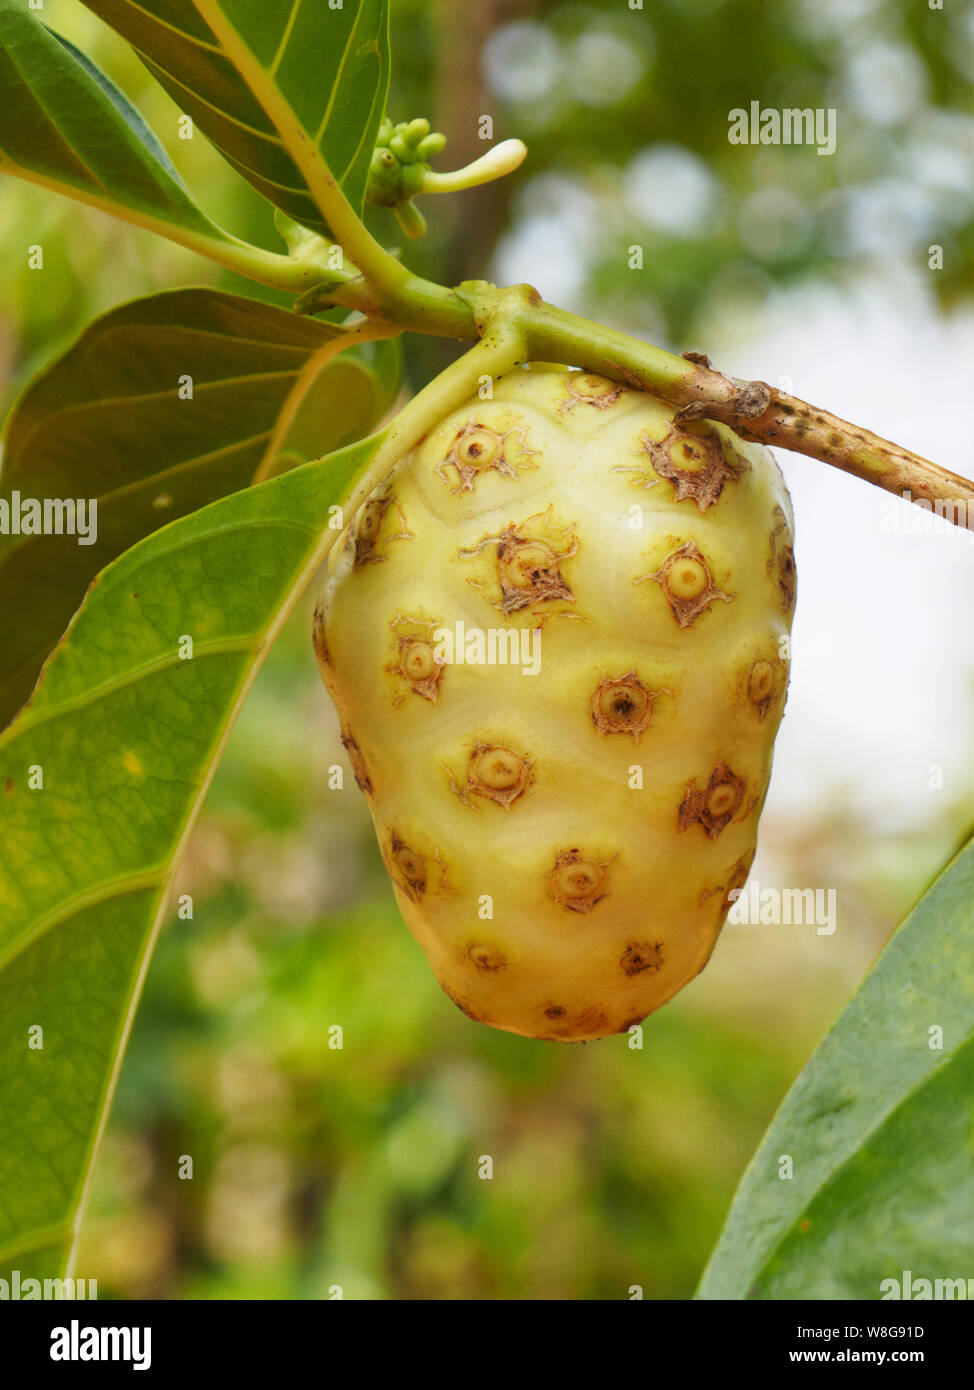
<box><xmin>314</xmin><ymin>365</ymin><xmax>795</xmax><ymax>1041</ymax></box>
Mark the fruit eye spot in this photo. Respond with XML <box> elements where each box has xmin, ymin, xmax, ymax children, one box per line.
<box><xmin>748</xmin><ymin>660</ymin><xmax>775</xmax><ymax>702</ymax></box>
<box><xmin>468</xmin><ymin>944</ymin><xmax>506</xmax><ymax>972</ymax></box>
<box><xmin>565</xmin><ymin>866</ymin><xmax>599</xmax><ymax>893</ymax></box>
<box><xmin>707</xmin><ymin>785</ymin><xmax>738</xmax><ymax>818</ymax></box>
<box><xmin>566</xmin><ymin>372</ymin><xmax>622</xmax><ymax>408</ymax></box>
<box><xmin>461</xmin><ymin>742</ymin><xmax>534</xmax><ymax>808</ymax></box>
<box><xmin>473</xmin><ymin>748</ymin><xmax>522</xmax><ymax>790</ymax></box>
<box><xmin>645</xmin><ymin>541</ymin><xmax>733</xmax><ymax>627</ymax></box>
<box><xmin>606</xmin><ymin>688</ymin><xmax>644</xmax><ymax>721</ymax></box>
<box><xmin>679</xmin><ymin>762</ymin><xmax>747</xmax><ymax>839</ymax></box>
<box><xmin>359</xmin><ymin>502</ymin><xmax>383</xmax><ymax>540</ymax></box>
<box><xmin>388</xmin><ymin>832</ymin><xmax>428</xmax><ymax>900</ymax></box>
<box><xmin>397</xmin><ymin>848</ymin><xmax>423</xmax><ymax>880</ymax></box>
<box><xmin>457</xmin><ymin>431</ymin><xmax>499</xmax><ymax>467</ymax></box>
<box><xmin>669</xmin><ymin>440</ymin><xmax>708</xmax><ymax>472</ymax></box>
<box><xmin>578</xmin><ymin>374</ymin><xmax>614</xmax><ymax>395</ymax></box>
<box><xmin>504</xmin><ymin>543</ymin><xmax>555</xmax><ymax>589</ymax></box>
<box><xmin>548</xmin><ymin>850</ymin><xmax>610</xmax><ymax>912</ymax></box>
<box><xmin>544</xmin><ymin>1005</ymin><xmax>566</xmax><ymax>1019</ymax></box>
<box><xmin>403</xmin><ymin>641</ymin><xmax>437</xmax><ymax>682</ymax></box>
<box><xmin>668</xmin><ymin>559</ymin><xmax>708</xmax><ymax>599</ymax></box>
<box><xmin>592</xmin><ymin>672</ymin><xmax>657</xmax><ymax>740</ymax></box>
<box><xmin>620</xmin><ymin>941</ymin><xmax>664</xmax><ymax>976</ymax></box>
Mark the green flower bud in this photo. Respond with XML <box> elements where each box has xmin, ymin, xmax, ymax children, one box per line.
<box><xmin>367</xmin><ymin>146</ymin><xmax>403</xmax><ymax>207</ymax></box>
<box><xmin>395</xmin><ymin>200</ymin><xmax>428</xmax><ymax>239</ymax></box>
<box><xmin>417</xmin><ymin>132</ymin><xmax>447</xmax><ymax>160</ymax></box>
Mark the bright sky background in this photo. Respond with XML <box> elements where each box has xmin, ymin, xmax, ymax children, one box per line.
<box><xmin>723</xmin><ymin>271</ymin><xmax>974</xmax><ymax>833</ymax></box>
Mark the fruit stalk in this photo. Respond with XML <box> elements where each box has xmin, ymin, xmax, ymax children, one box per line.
<box><xmin>304</xmin><ymin>279</ymin><xmax>974</xmax><ymax>531</ymax></box>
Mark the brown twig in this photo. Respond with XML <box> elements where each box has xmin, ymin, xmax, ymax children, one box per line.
<box><xmin>673</xmin><ymin>360</ymin><xmax>974</xmax><ymax>529</ymax></box>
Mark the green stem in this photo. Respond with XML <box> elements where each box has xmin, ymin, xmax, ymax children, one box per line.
<box><xmin>0</xmin><ymin>161</ymin><xmax>349</xmax><ymax>295</ymax></box>
<box><xmin>357</xmin><ymin>281</ymin><xmax>974</xmax><ymax>531</ymax></box>
<box><xmin>194</xmin><ymin>0</ymin><xmax>412</xmax><ymax>311</ymax></box>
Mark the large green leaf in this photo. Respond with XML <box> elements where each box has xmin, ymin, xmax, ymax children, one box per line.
<box><xmin>0</xmin><ymin>286</ymin><xmax>400</xmax><ymax>730</ymax></box>
<box><xmin>697</xmin><ymin>838</ymin><xmax>974</xmax><ymax>1299</ymax></box>
<box><xmin>81</xmin><ymin>0</ymin><xmax>391</xmax><ymax>235</ymax></box>
<box><xmin>0</xmin><ymin>433</ymin><xmax>381</xmax><ymax>1280</ymax></box>
<box><xmin>0</xmin><ymin>0</ymin><xmax>241</xmax><ymax>253</ymax></box>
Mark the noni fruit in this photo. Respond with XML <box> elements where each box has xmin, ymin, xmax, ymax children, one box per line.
<box><xmin>313</xmin><ymin>365</ymin><xmax>795</xmax><ymax>1041</ymax></box>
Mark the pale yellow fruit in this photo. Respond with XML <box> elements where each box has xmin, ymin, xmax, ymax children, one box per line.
<box><xmin>314</xmin><ymin>365</ymin><xmax>795</xmax><ymax>1041</ymax></box>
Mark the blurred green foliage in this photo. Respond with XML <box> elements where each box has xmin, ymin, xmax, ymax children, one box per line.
<box><xmin>2</xmin><ymin>0</ymin><xmax>972</xmax><ymax>1300</ymax></box>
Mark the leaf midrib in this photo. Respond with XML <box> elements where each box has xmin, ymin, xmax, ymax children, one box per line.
<box><xmin>123</xmin><ymin>0</ymin><xmax>221</xmax><ymax>53</ymax></box>
<box><xmin>0</xmin><ymin>867</ymin><xmax>166</xmax><ymax>977</ymax></box>
<box><xmin>0</xmin><ymin>1222</ymin><xmax>73</xmax><ymax>1269</ymax></box>
<box><xmin>6</xmin><ymin>632</ymin><xmax>266</xmax><ymax>741</ymax></box>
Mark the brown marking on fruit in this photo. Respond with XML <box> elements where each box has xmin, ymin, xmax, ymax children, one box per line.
<box><xmin>619</xmin><ymin>1015</ymin><xmax>647</xmax><ymax>1034</ymax></box>
<box><xmin>3</xmin><ymin>777</ymin><xmax>13</xmax><ymax>795</ymax></box>
<box><xmin>440</xmin><ymin>980</ymin><xmax>486</xmax><ymax>1022</ymax></box>
<box><xmin>401</xmin><ymin>639</ymin><xmax>442</xmax><ymax>697</ymax></box>
<box><xmin>640</xmin><ymin>541</ymin><xmax>733</xmax><ymax>627</ymax></box>
<box><xmin>747</xmin><ymin>658</ymin><xmax>775</xmax><ymax>714</ymax></box>
<box><xmin>620</xmin><ymin>941</ymin><xmax>664</xmax><ymax>976</ymax></box>
<box><xmin>467</xmin><ymin>943</ymin><xmax>507</xmax><ymax>972</ymax></box>
<box><xmin>743</xmin><ymin>654</ymin><xmax>788</xmax><ymax>721</ymax></box>
<box><xmin>591</xmin><ymin>671</ymin><xmax>659</xmax><ymax>741</ymax></box>
<box><xmin>387</xmin><ymin>831</ymin><xmax>427</xmax><ymax>901</ymax></box>
<box><xmin>721</xmin><ymin>852</ymin><xmax>755</xmax><ymax>911</ymax></box>
<box><xmin>352</xmin><ymin>493</ymin><xmax>412</xmax><ymax>568</ymax></box>
<box><xmin>385</xmin><ymin>615</ymin><xmax>446</xmax><ymax>703</ymax></box>
<box><xmin>560</xmin><ymin>371</ymin><xmax>624</xmax><ymax>412</ymax></box>
<box><xmin>460</xmin><ymin>507</ymin><xmax>578</xmax><ymax>615</ymax></box>
<box><xmin>544</xmin><ymin>1004</ymin><xmax>567</xmax><ymax>1019</ymax></box>
<box><xmin>547</xmin><ymin>849</ymin><xmax>611</xmax><ymax>913</ymax></box>
<box><xmin>434</xmin><ymin>419</ymin><xmax>539</xmax><ymax>493</ymax></box>
<box><xmin>679</xmin><ymin>763</ymin><xmax>747</xmax><ymax>839</ymax></box>
<box><xmin>767</xmin><ymin>506</ymin><xmax>797</xmax><ymax>612</ymax></box>
<box><xmin>572</xmin><ymin>1007</ymin><xmax>611</xmax><ymax>1035</ymax></box>
<box><xmin>311</xmin><ymin>601</ymin><xmax>330</xmax><ymax>667</ymax></box>
<box><xmin>340</xmin><ymin>727</ymin><xmax>372</xmax><ymax>794</ymax></box>
<box><xmin>453</xmin><ymin>742</ymin><xmax>534</xmax><ymax>809</ymax></box>
<box><xmin>639</xmin><ymin>421</ymin><xmax>745</xmax><ymax>511</ymax></box>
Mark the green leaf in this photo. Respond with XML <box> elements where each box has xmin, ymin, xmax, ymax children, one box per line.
<box><xmin>0</xmin><ymin>434</ymin><xmax>381</xmax><ymax>1279</ymax></box>
<box><xmin>0</xmin><ymin>0</ymin><xmax>238</xmax><ymax>251</ymax></box>
<box><xmin>0</xmin><ymin>287</ymin><xmax>400</xmax><ymax>730</ymax></box>
<box><xmin>81</xmin><ymin>0</ymin><xmax>391</xmax><ymax>236</ymax></box>
<box><xmin>697</xmin><ymin>838</ymin><xmax>974</xmax><ymax>1300</ymax></box>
